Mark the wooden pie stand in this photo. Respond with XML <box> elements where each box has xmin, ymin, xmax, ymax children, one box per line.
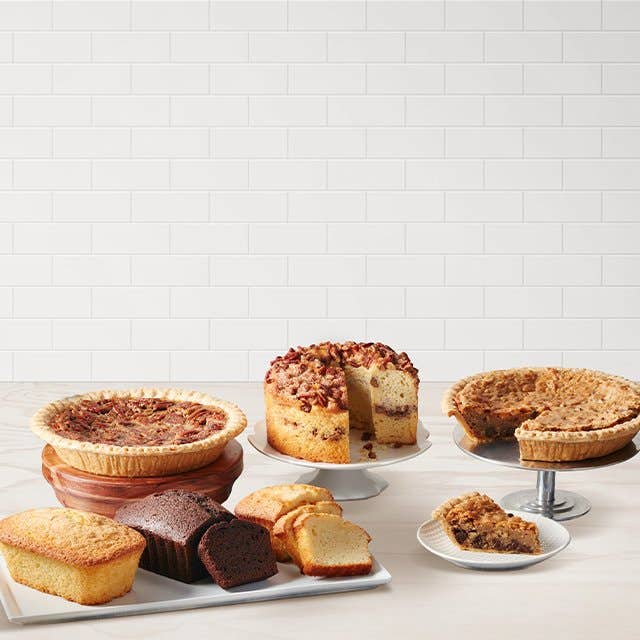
<box><xmin>41</xmin><ymin>440</ymin><xmax>243</xmax><ymax>518</ymax></box>
<box><xmin>453</xmin><ymin>425</ymin><xmax>640</xmax><ymax>521</ymax></box>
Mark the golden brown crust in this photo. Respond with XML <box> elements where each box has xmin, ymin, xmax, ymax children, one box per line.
<box><xmin>443</xmin><ymin>368</ymin><xmax>640</xmax><ymax>461</ymax></box>
<box><xmin>431</xmin><ymin>491</ymin><xmax>483</xmax><ymax>521</ymax></box>
<box><xmin>234</xmin><ymin>484</ymin><xmax>334</xmax><ymax>529</ymax></box>
<box><xmin>296</xmin><ymin>561</ymin><xmax>373</xmax><ymax>577</ymax></box>
<box><xmin>30</xmin><ymin>388</ymin><xmax>247</xmax><ymax>477</ymax></box>
<box><xmin>0</xmin><ymin>508</ymin><xmax>145</xmax><ymax>567</ymax></box>
<box><xmin>265</xmin><ymin>387</ymin><xmax>350</xmax><ymax>464</ymax></box>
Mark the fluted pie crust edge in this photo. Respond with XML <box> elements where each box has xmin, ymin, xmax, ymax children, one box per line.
<box><xmin>442</xmin><ymin>368</ymin><xmax>640</xmax><ymax>462</ymax></box>
<box><xmin>31</xmin><ymin>388</ymin><xmax>247</xmax><ymax>477</ymax></box>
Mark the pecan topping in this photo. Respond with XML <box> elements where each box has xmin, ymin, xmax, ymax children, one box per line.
<box><xmin>265</xmin><ymin>342</ymin><xmax>419</xmax><ymax>413</ymax></box>
<box><xmin>48</xmin><ymin>397</ymin><xmax>228</xmax><ymax>446</ymax></box>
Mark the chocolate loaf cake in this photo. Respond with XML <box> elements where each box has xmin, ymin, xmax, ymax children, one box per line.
<box><xmin>197</xmin><ymin>519</ymin><xmax>277</xmax><ymax>589</ymax></box>
<box><xmin>115</xmin><ymin>490</ymin><xmax>234</xmax><ymax>582</ymax></box>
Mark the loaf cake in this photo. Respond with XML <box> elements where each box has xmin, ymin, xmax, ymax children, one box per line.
<box><xmin>234</xmin><ymin>484</ymin><xmax>334</xmax><ymax>561</ymax></box>
<box><xmin>272</xmin><ymin>501</ymin><xmax>343</xmax><ymax>567</ymax></box>
<box><xmin>0</xmin><ymin>507</ymin><xmax>145</xmax><ymax>605</ymax></box>
<box><xmin>265</xmin><ymin>342</ymin><xmax>419</xmax><ymax>463</ymax></box>
<box><xmin>197</xmin><ymin>519</ymin><xmax>277</xmax><ymax>589</ymax></box>
<box><xmin>292</xmin><ymin>513</ymin><xmax>372</xmax><ymax>577</ymax></box>
<box><xmin>115</xmin><ymin>490</ymin><xmax>234</xmax><ymax>582</ymax></box>
<box><xmin>432</xmin><ymin>493</ymin><xmax>541</xmax><ymax>554</ymax></box>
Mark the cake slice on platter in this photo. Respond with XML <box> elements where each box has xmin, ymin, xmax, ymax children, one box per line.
<box><xmin>272</xmin><ymin>501</ymin><xmax>343</xmax><ymax>566</ymax></box>
<box><xmin>292</xmin><ymin>513</ymin><xmax>373</xmax><ymax>577</ymax></box>
<box><xmin>432</xmin><ymin>492</ymin><xmax>541</xmax><ymax>555</ymax></box>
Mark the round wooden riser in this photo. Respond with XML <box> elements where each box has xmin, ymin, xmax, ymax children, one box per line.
<box><xmin>41</xmin><ymin>440</ymin><xmax>243</xmax><ymax>518</ymax></box>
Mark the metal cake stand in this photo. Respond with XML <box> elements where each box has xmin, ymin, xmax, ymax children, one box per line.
<box><xmin>453</xmin><ymin>424</ymin><xmax>640</xmax><ymax>520</ymax></box>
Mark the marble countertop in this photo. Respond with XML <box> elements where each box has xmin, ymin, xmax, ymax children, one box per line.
<box><xmin>0</xmin><ymin>382</ymin><xmax>637</xmax><ymax>639</ymax></box>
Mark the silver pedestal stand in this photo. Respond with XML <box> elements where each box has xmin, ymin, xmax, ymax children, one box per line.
<box><xmin>453</xmin><ymin>425</ymin><xmax>640</xmax><ymax>521</ymax></box>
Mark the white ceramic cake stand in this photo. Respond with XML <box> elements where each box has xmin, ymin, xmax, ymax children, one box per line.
<box><xmin>453</xmin><ymin>424</ymin><xmax>640</xmax><ymax>521</ymax></box>
<box><xmin>248</xmin><ymin>420</ymin><xmax>431</xmax><ymax>501</ymax></box>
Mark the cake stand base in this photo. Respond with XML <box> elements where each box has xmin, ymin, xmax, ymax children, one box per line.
<box><xmin>500</xmin><ymin>471</ymin><xmax>591</xmax><ymax>520</ymax></box>
<box><xmin>295</xmin><ymin>468</ymin><xmax>389</xmax><ymax>501</ymax></box>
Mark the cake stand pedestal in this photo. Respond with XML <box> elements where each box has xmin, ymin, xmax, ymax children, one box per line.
<box><xmin>294</xmin><ymin>468</ymin><xmax>389</xmax><ymax>501</ymax></box>
<box><xmin>453</xmin><ymin>425</ymin><xmax>640</xmax><ymax>521</ymax></box>
<box><xmin>248</xmin><ymin>420</ymin><xmax>431</xmax><ymax>501</ymax></box>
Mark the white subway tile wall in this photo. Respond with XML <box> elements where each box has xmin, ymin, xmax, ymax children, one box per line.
<box><xmin>0</xmin><ymin>0</ymin><xmax>639</xmax><ymax>382</ymax></box>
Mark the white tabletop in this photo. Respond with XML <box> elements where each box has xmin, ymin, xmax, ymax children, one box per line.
<box><xmin>0</xmin><ymin>382</ymin><xmax>637</xmax><ymax>639</ymax></box>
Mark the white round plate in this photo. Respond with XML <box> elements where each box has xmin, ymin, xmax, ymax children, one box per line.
<box><xmin>248</xmin><ymin>419</ymin><xmax>431</xmax><ymax>470</ymax></box>
<box><xmin>417</xmin><ymin>510</ymin><xmax>570</xmax><ymax>571</ymax></box>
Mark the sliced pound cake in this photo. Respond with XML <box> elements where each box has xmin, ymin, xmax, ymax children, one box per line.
<box><xmin>234</xmin><ymin>484</ymin><xmax>333</xmax><ymax>561</ymax></box>
<box><xmin>292</xmin><ymin>513</ymin><xmax>372</xmax><ymax>577</ymax></box>
<box><xmin>272</xmin><ymin>501</ymin><xmax>343</xmax><ymax>566</ymax></box>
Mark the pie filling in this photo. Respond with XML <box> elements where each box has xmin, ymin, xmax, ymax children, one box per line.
<box><xmin>47</xmin><ymin>398</ymin><xmax>229</xmax><ymax>447</ymax></box>
<box><xmin>437</xmin><ymin>494</ymin><xmax>541</xmax><ymax>555</ymax></box>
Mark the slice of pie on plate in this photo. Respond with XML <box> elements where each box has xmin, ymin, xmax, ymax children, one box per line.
<box><xmin>31</xmin><ymin>388</ymin><xmax>247</xmax><ymax>477</ymax></box>
<box><xmin>442</xmin><ymin>367</ymin><xmax>640</xmax><ymax>462</ymax></box>
<box><xmin>432</xmin><ymin>492</ymin><xmax>541</xmax><ymax>555</ymax></box>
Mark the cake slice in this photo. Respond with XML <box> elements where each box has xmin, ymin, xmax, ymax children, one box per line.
<box><xmin>197</xmin><ymin>519</ymin><xmax>278</xmax><ymax>589</ymax></box>
<box><xmin>0</xmin><ymin>508</ymin><xmax>145</xmax><ymax>605</ymax></box>
<box><xmin>272</xmin><ymin>501</ymin><xmax>343</xmax><ymax>567</ymax></box>
<box><xmin>292</xmin><ymin>513</ymin><xmax>372</xmax><ymax>577</ymax></box>
<box><xmin>432</xmin><ymin>492</ymin><xmax>541</xmax><ymax>555</ymax></box>
<box><xmin>115</xmin><ymin>490</ymin><xmax>234</xmax><ymax>582</ymax></box>
<box><xmin>234</xmin><ymin>484</ymin><xmax>334</xmax><ymax>561</ymax></box>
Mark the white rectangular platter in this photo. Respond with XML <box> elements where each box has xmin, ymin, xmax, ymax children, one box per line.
<box><xmin>0</xmin><ymin>557</ymin><xmax>390</xmax><ymax>625</ymax></box>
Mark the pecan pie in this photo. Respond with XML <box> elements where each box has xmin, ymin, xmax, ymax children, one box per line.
<box><xmin>264</xmin><ymin>342</ymin><xmax>419</xmax><ymax>463</ymax></box>
<box><xmin>443</xmin><ymin>367</ymin><xmax>640</xmax><ymax>462</ymax></box>
<box><xmin>433</xmin><ymin>493</ymin><xmax>541</xmax><ymax>555</ymax></box>
<box><xmin>31</xmin><ymin>389</ymin><xmax>247</xmax><ymax>477</ymax></box>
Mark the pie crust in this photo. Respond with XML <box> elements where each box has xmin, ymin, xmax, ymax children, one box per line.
<box><xmin>442</xmin><ymin>368</ymin><xmax>640</xmax><ymax>462</ymax></box>
<box><xmin>31</xmin><ymin>388</ymin><xmax>247</xmax><ymax>477</ymax></box>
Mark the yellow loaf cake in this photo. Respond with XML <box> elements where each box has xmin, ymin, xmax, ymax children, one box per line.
<box><xmin>292</xmin><ymin>513</ymin><xmax>372</xmax><ymax>577</ymax></box>
<box><xmin>265</xmin><ymin>342</ymin><xmax>419</xmax><ymax>463</ymax></box>
<box><xmin>272</xmin><ymin>501</ymin><xmax>343</xmax><ymax>567</ymax></box>
<box><xmin>0</xmin><ymin>508</ymin><xmax>145</xmax><ymax>605</ymax></box>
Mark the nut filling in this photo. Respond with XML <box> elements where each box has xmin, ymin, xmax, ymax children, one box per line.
<box><xmin>433</xmin><ymin>492</ymin><xmax>541</xmax><ymax>555</ymax></box>
<box><xmin>47</xmin><ymin>398</ymin><xmax>229</xmax><ymax>447</ymax></box>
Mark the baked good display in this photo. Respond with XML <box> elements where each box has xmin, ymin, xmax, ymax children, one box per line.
<box><xmin>432</xmin><ymin>493</ymin><xmax>541</xmax><ymax>555</ymax></box>
<box><xmin>31</xmin><ymin>388</ymin><xmax>247</xmax><ymax>477</ymax></box>
<box><xmin>443</xmin><ymin>367</ymin><xmax>640</xmax><ymax>462</ymax></box>
<box><xmin>0</xmin><ymin>507</ymin><xmax>145</xmax><ymax>604</ymax></box>
<box><xmin>292</xmin><ymin>513</ymin><xmax>372</xmax><ymax>576</ymax></box>
<box><xmin>197</xmin><ymin>519</ymin><xmax>278</xmax><ymax>589</ymax></box>
<box><xmin>234</xmin><ymin>484</ymin><xmax>334</xmax><ymax>561</ymax></box>
<box><xmin>115</xmin><ymin>490</ymin><xmax>235</xmax><ymax>583</ymax></box>
<box><xmin>235</xmin><ymin>484</ymin><xmax>372</xmax><ymax>577</ymax></box>
<box><xmin>265</xmin><ymin>342</ymin><xmax>419</xmax><ymax>463</ymax></box>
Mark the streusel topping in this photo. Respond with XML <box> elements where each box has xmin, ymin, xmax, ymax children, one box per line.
<box><xmin>265</xmin><ymin>342</ymin><xmax>419</xmax><ymax>413</ymax></box>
